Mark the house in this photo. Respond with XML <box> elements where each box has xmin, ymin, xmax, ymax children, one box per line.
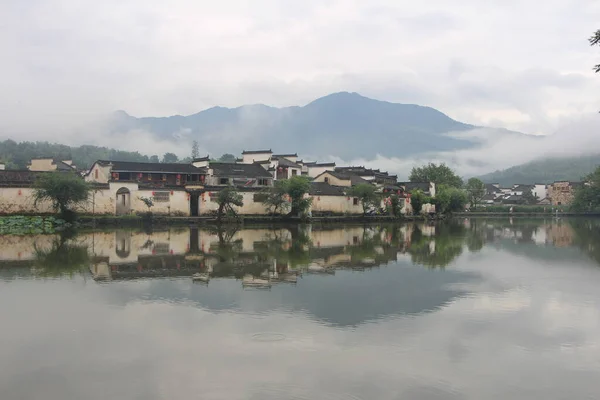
<box><xmin>240</xmin><ymin>149</ymin><xmax>272</xmax><ymax>164</ymax></box>
<box><xmin>481</xmin><ymin>193</ymin><xmax>497</xmax><ymax>205</ymax></box>
<box><xmin>272</xmin><ymin>153</ymin><xmax>299</xmax><ymax>163</ymax></box>
<box><xmin>502</xmin><ymin>195</ymin><xmax>526</xmax><ymax>205</ymax></box>
<box><xmin>304</xmin><ymin>162</ymin><xmax>336</xmax><ymax>178</ymax></box>
<box><xmin>397</xmin><ymin>181</ymin><xmax>436</xmax><ymax>198</ymax></box>
<box><xmin>312</xmin><ymin>171</ymin><xmax>371</xmax><ymax>187</ymax></box>
<box><xmin>334</xmin><ymin>166</ymin><xmax>398</xmax><ymax>186</ymax></box>
<box><xmin>0</xmin><ymin>162</ymin><xmax>5</xmax><ymax>171</ymax></box>
<box><xmin>533</xmin><ymin>184</ymin><xmax>547</xmax><ymax>201</ymax></box>
<box><xmin>28</xmin><ymin>158</ymin><xmax>76</xmax><ymax>172</ymax></box>
<box><xmin>309</xmin><ymin>182</ymin><xmax>363</xmax><ymax>214</ymax></box>
<box><xmin>270</xmin><ymin>156</ymin><xmax>302</xmax><ymax>180</ymax></box>
<box><xmin>547</xmin><ymin>181</ymin><xmax>584</xmax><ymax>206</ymax></box>
<box><xmin>207</xmin><ymin>162</ymin><xmax>273</xmax><ymax>188</ymax></box>
<box><xmin>511</xmin><ymin>184</ymin><xmax>534</xmax><ymax>196</ymax></box>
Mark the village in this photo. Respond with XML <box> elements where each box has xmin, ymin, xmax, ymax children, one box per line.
<box><xmin>0</xmin><ymin>150</ymin><xmax>586</xmax><ymax>217</ymax></box>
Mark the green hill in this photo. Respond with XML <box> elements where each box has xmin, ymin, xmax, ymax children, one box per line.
<box><xmin>477</xmin><ymin>154</ymin><xmax>600</xmax><ymax>186</ymax></box>
<box><xmin>0</xmin><ymin>140</ymin><xmax>156</xmax><ymax>170</ymax></box>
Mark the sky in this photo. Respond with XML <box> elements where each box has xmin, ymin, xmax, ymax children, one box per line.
<box><xmin>1</xmin><ymin>0</ymin><xmax>600</xmax><ymax>175</ymax></box>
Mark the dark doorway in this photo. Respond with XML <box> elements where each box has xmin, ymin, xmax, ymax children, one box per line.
<box><xmin>190</xmin><ymin>193</ymin><xmax>199</xmax><ymax>216</ymax></box>
<box><xmin>189</xmin><ymin>228</ymin><xmax>199</xmax><ymax>253</ymax></box>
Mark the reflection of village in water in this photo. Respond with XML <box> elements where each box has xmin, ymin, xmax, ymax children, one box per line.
<box><xmin>1</xmin><ymin>218</ymin><xmax>599</xmax><ymax>283</ymax></box>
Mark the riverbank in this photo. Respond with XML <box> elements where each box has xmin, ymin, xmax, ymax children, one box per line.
<box><xmin>454</xmin><ymin>212</ymin><xmax>600</xmax><ymax>218</ymax></box>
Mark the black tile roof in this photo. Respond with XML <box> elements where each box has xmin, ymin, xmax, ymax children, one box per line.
<box><xmin>192</xmin><ymin>156</ymin><xmax>210</xmax><ymax>162</ymax></box>
<box><xmin>97</xmin><ymin>160</ymin><xmax>206</xmax><ymax>174</ymax></box>
<box><xmin>272</xmin><ymin>153</ymin><xmax>297</xmax><ymax>158</ymax></box>
<box><xmin>320</xmin><ymin>171</ymin><xmax>371</xmax><ymax>186</ymax></box>
<box><xmin>276</xmin><ymin>158</ymin><xmax>302</xmax><ymax>169</ymax></box>
<box><xmin>210</xmin><ymin>162</ymin><xmax>272</xmax><ymax>178</ymax></box>
<box><xmin>398</xmin><ymin>181</ymin><xmax>431</xmax><ymax>192</ymax></box>
<box><xmin>309</xmin><ymin>182</ymin><xmax>346</xmax><ymax>196</ymax></box>
<box><xmin>306</xmin><ymin>162</ymin><xmax>336</xmax><ymax>167</ymax></box>
<box><xmin>242</xmin><ymin>149</ymin><xmax>272</xmax><ymax>154</ymax></box>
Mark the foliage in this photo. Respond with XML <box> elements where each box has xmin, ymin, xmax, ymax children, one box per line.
<box><xmin>216</xmin><ymin>187</ymin><xmax>244</xmax><ymax>222</ymax></box>
<box><xmin>571</xmin><ymin>166</ymin><xmax>600</xmax><ymax>212</ymax></box>
<box><xmin>477</xmin><ymin>154</ymin><xmax>600</xmax><ymax>187</ymax></box>
<box><xmin>191</xmin><ymin>140</ymin><xmax>200</xmax><ymax>159</ymax></box>
<box><xmin>435</xmin><ymin>185</ymin><xmax>468</xmax><ymax>214</ymax></box>
<box><xmin>162</xmin><ymin>152</ymin><xmax>179</xmax><ymax>163</ymax></box>
<box><xmin>262</xmin><ymin>180</ymin><xmax>290</xmax><ymax>215</ymax></box>
<box><xmin>218</xmin><ymin>153</ymin><xmax>237</xmax><ymax>163</ymax></box>
<box><xmin>0</xmin><ymin>139</ymin><xmax>159</xmax><ymax>170</ymax></box>
<box><xmin>139</xmin><ymin>196</ymin><xmax>154</xmax><ymax>210</ymax></box>
<box><xmin>387</xmin><ymin>194</ymin><xmax>404</xmax><ymax>217</ymax></box>
<box><xmin>348</xmin><ymin>184</ymin><xmax>380</xmax><ymax>215</ymax></box>
<box><xmin>410</xmin><ymin>190</ymin><xmax>431</xmax><ymax>215</ymax></box>
<box><xmin>590</xmin><ymin>29</ymin><xmax>600</xmax><ymax>73</ymax></box>
<box><xmin>33</xmin><ymin>172</ymin><xmax>91</xmax><ymax>219</ymax></box>
<box><xmin>0</xmin><ymin>216</ymin><xmax>64</xmax><ymax>235</ymax></box>
<box><xmin>149</xmin><ymin>155</ymin><xmax>160</xmax><ymax>163</ymax></box>
<box><xmin>270</xmin><ymin>176</ymin><xmax>312</xmax><ymax>217</ymax></box>
<box><xmin>409</xmin><ymin>163</ymin><xmax>463</xmax><ymax>188</ymax></box>
<box><xmin>465</xmin><ymin>178</ymin><xmax>486</xmax><ymax>210</ymax></box>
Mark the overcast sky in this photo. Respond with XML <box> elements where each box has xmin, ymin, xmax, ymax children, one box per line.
<box><xmin>1</xmin><ymin>0</ymin><xmax>599</xmax><ymax>143</ymax></box>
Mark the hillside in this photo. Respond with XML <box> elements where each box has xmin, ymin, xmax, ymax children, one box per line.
<box><xmin>108</xmin><ymin>92</ymin><xmax>522</xmax><ymax>159</ymax></box>
<box><xmin>0</xmin><ymin>140</ymin><xmax>155</xmax><ymax>170</ymax></box>
<box><xmin>477</xmin><ymin>154</ymin><xmax>600</xmax><ymax>186</ymax></box>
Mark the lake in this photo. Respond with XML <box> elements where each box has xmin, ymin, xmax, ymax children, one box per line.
<box><xmin>1</xmin><ymin>218</ymin><xmax>600</xmax><ymax>399</ymax></box>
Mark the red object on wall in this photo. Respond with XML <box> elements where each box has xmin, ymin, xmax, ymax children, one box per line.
<box><xmin>152</xmin><ymin>191</ymin><xmax>156</xmax><ymax>196</ymax></box>
<box><xmin>200</xmin><ymin>175</ymin><xmax>205</xmax><ymax>182</ymax></box>
<box><xmin>18</xmin><ymin>189</ymin><xmax>22</xmax><ymax>195</ymax></box>
<box><xmin>170</xmin><ymin>191</ymin><xmax>174</xmax><ymax>195</ymax></box>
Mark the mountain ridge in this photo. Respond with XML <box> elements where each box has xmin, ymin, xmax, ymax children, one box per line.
<box><xmin>108</xmin><ymin>92</ymin><xmax>517</xmax><ymax>159</ymax></box>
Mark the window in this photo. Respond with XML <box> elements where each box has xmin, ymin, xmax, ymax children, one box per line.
<box><xmin>122</xmin><ymin>195</ymin><xmax>126</xmax><ymax>206</ymax></box>
<box><xmin>292</xmin><ymin>169</ymin><xmax>297</xmax><ymax>176</ymax></box>
<box><xmin>219</xmin><ymin>178</ymin><xmax>229</xmax><ymax>185</ymax></box>
<box><xmin>153</xmin><ymin>191</ymin><xmax>170</xmax><ymax>202</ymax></box>
<box><xmin>148</xmin><ymin>174</ymin><xmax>152</xmax><ymax>181</ymax></box>
<box><xmin>94</xmin><ymin>169</ymin><xmax>99</xmax><ymax>179</ymax></box>
<box><xmin>353</xmin><ymin>198</ymin><xmax>359</xmax><ymax>205</ymax></box>
<box><xmin>258</xmin><ymin>178</ymin><xmax>269</xmax><ymax>186</ymax></box>
<box><xmin>162</xmin><ymin>174</ymin><xmax>167</xmax><ymax>181</ymax></box>
<box><xmin>324</xmin><ymin>177</ymin><xmax>329</xmax><ymax>183</ymax></box>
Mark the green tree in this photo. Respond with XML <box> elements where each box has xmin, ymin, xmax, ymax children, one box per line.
<box><xmin>216</xmin><ymin>187</ymin><xmax>244</xmax><ymax>222</ymax></box>
<box><xmin>410</xmin><ymin>189</ymin><xmax>431</xmax><ymax>215</ymax></box>
<box><xmin>284</xmin><ymin>176</ymin><xmax>313</xmax><ymax>217</ymax></box>
<box><xmin>191</xmin><ymin>141</ymin><xmax>200</xmax><ymax>159</ymax></box>
<box><xmin>465</xmin><ymin>178</ymin><xmax>486</xmax><ymax>210</ymax></box>
<box><xmin>409</xmin><ymin>163</ymin><xmax>463</xmax><ymax>188</ymax></box>
<box><xmin>348</xmin><ymin>184</ymin><xmax>380</xmax><ymax>215</ymax></box>
<box><xmin>149</xmin><ymin>155</ymin><xmax>160</xmax><ymax>163</ymax></box>
<box><xmin>572</xmin><ymin>166</ymin><xmax>600</xmax><ymax>212</ymax></box>
<box><xmin>522</xmin><ymin>189</ymin><xmax>538</xmax><ymax>205</ymax></box>
<box><xmin>33</xmin><ymin>172</ymin><xmax>91</xmax><ymax>220</ymax></box>
<box><xmin>434</xmin><ymin>185</ymin><xmax>468</xmax><ymax>214</ymax></box>
<box><xmin>262</xmin><ymin>180</ymin><xmax>290</xmax><ymax>215</ymax></box>
<box><xmin>387</xmin><ymin>194</ymin><xmax>404</xmax><ymax>217</ymax></box>
<box><xmin>590</xmin><ymin>29</ymin><xmax>600</xmax><ymax>73</ymax></box>
<box><xmin>162</xmin><ymin>152</ymin><xmax>179</xmax><ymax>163</ymax></box>
<box><xmin>34</xmin><ymin>236</ymin><xmax>90</xmax><ymax>278</ymax></box>
<box><xmin>218</xmin><ymin>153</ymin><xmax>237</xmax><ymax>163</ymax></box>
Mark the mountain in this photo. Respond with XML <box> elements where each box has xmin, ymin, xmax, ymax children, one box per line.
<box><xmin>477</xmin><ymin>154</ymin><xmax>600</xmax><ymax>186</ymax></box>
<box><xmin>108</xmin><ymin>92</ymin><xmax>519</xmax><ymax>159</ymax></box>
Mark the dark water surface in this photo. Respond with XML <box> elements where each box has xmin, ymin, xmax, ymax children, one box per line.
<box><xmin>1</xmin><ymin>218</ymin><xmax>600</xmax><ymax>399</ymax></box>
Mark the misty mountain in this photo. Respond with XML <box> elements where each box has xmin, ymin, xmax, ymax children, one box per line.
<box><xmin>477</xmin><ymin>154</ymin><xmax>600</xmax><ymax>186</ymax></box>
<box><xmin>109</xmin><ymin>92</ymin><xmax>519</xmax><ymax>159</ymax></box>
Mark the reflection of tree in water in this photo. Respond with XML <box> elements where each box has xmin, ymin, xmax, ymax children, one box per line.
<box><xmin>34</xmin><ymin>233</ymin><xmax>90</xmax><ymax>277</ymax></box>
<box><xmin>569</xmin><ymin>219</ymin><xmax>600</xmax><ymax>265</ymax></box>
<box><xmin>408</xmin><ymin>222</ymin><xmax>465</xmax><ymax>268</ymax></box>
<box><xmin>256</xmin><ymin>224</ymin><xmax>313</xmax><ymax>268</ymax></box>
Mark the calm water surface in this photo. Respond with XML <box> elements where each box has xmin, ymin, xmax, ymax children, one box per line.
<box><xmin>1</xmin><ymin>219</ymin><xmax>600</xmax><ymax>399</ymax></box>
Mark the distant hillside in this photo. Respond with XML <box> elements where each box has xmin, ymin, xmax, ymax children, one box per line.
<box><xmin>0</xmin><ymin>140</ymin><xmax>155</xmax><ymax>170</ymax></box>
<box><xmin>109</xmin><ymin>92</ymin><xmax>525</xmax><ymax>159</ymax></box>
<box><xmin>478</xmin><ymin>154</ymin><xmax>600</xmax><ymax>186</ymax></box>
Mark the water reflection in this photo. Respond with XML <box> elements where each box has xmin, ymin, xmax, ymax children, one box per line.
<box><xmin>2</xmin><ymin>219</ymin><xmax>600</xmax><ymax>399</ymax></box>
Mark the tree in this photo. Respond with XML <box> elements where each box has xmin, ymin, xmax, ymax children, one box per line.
<box><xmin>284</xmin><ymin>176</ymin><xmax>313</xmax><ymax>217</ymax></box>
<box><xmin>387</xmin><ymin>194</ymin><xmax>404</xmax><ymax>217</ymax></box>
<box><xmin>465</xmin><ymin>178</ymin><xmax>486</xmax><ymax>210</ymax></box>
<box><xmin>216</xmin><ymin>187</ymin><xmax>244</xmax><ymax>222</ymax></box>
<box><xmin>218</xmin><ymin>153</ymin><xmax>237</xmax><ymax>163</ymax></box>
<box><xmin>409</xmin><ymin>163</ymin><xmax>463</xmax><ymax>188</ymax></box>
<box><xmin>149</xmin><ymin>155</ymin><xmax>160</xmax><ymax>163</ymax></box>
<box><xmin>139</xmin><ymin>196</ymin><xmax>154</xmax><ymax>217</ymax></box>
<box><xmin>348</xmin><ymin>184</ymin><xmax>379</xmax><ymax>215</ymax></box>
<box><xmin>522</xmin><ymin>189</ymin><xmax>538</xmax><ymax>205</ymax></box>
<box><xmin>262</xmin><ymin>181</ymin><xmax>290</xmax><ymax>215</ymax></box>
<box><xmin>162</xmin><ymin>153</ymin><xmax>179</xmax><ymax>163</ymax></box>
<box><xmin>191</xmin><ymin>141</ymin><xmax>200</xmax><ymax>159</ymax></box>
<box><xmin>434</xmin><ymin>185</ymin><xmax>468</xmax><ymax>214</ymax></box>
<box><xmin>572</xmin><ymin>166</ymin><xmax>600</xmax><ymax>212</ymax></box>
<box><xmin>410</xmin><ymin>189</ymin><xmax>431</xmax><ymax>215</ymax></box>
<box><xmin>33</xmin><ymin>172</ymin><xmax>91</xmax><ymax>220</ymax></box>
<box><xmin>590</xmin><ymin>29</ymin><xmax>600</xmax><ymax>73</ymax></box>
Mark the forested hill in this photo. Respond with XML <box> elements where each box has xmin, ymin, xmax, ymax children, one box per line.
<box><xmin>0</xmin><ymin>140</ymin><xmax>156</xmax><ymax>170</ymax></box>
<box><xmin>477</xmin><ymin>154</ymin><xmax>600</xmax><ymax>186</ymax></box>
